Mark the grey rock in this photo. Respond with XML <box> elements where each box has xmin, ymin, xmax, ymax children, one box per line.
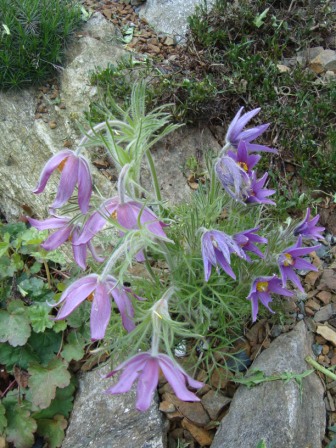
<box><xmin>139</xmin><ymin>0</ymin><xmax>215</xmax><ymax>39</ymax></box>
<box><xmin>62</xmin><ymin>364</ymin><xmax>166</xmax><ymax>448</ymax></box>
<box><xmin>314</xmin><ymin>304</ymin><xmax>336</xmax><ymax>322</ymax></box>
<box><xmin>0</xmin><ymin>13</ymin><xmax>124</xmax><ymax>221</ymax></box>
<box><xmin>211</xmin><ymin>321</ymin><xmax>325</xmax><ymax>448</ymax></box>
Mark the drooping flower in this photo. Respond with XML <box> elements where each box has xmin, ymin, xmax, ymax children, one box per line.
<box><xmin>104</xmin><ymin>352</ymin><xmax>203</xmax><ymax>411</ymax></box>
<box><xmin>215</xmin><ymin>155</ymin><xmax>251</xmax><ymax>203</ymax></box>
<box><xmin>76</xmin><ymin>196</ymin><xmax>169</xmax><ymax>245</ymax></box>
<box><xmin>278</xmin><ymin>236</ymin><xmax>320</xmax><ymax>291</ymax></box>
<box><xmin>225</xmin><ymin>107</ymin><xmax>277</xmax><ymax>153</ymax></box>
<box><xmin>33</xmin><ymin>149</ymin><xmax>92</xmax><ymax>214</ymax></box>
<box><xmin>293</xmin><ymin>208</ymin><xmax>325</xmax><ymax>241</ymax></box>
<box><xmin>247</xmin><ymin>275</ymin><xmax>294</xmax><ymax>322</ymax></box>
<box><xmin>244</xmin><ymin>172</ymin><xmax>276</xmax><ymax>205</ymax></box>
<box><xmin>233</xmin><ymin>226</ymin><xmax>268</xmax><ymax>261</ymax></box>
<box><xmin>201</xmin><ymin>230</ymin><xmax>247</xmax><ymax>281</ymax></box>
<box><xmin>227</xmin><ymin>140</ymin><xmax>261</xmax><ymax>174</ymax></box>
<box><xmin>54</xmin><ymin>274</ymin><xmax>138</xmax><ymax>340</ymax></box>
<box><xmin>27</xmin><ymin>215</ymin><xmax>104</xmax><ymax>270</ymax></box>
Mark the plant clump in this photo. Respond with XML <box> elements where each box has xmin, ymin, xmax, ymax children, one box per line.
<box><xmin>0</xmin><ymin>0</ymin><xmax>82</xmax><ymax>89</ymax></box>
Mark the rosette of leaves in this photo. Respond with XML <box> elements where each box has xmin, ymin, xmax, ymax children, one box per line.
<box><xmin>0</xmin><ymin>0</ymin><xmax>82</xmax><ymax>89</ymax></box>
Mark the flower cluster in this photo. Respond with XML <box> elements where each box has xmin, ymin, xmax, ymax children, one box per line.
<box><xmin>30</xmin><ymin>101</ymin><xmax>325</xmax><ymax>412</ymax></box>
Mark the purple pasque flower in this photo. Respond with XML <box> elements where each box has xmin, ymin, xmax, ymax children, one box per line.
<box><xmin>27</xmin><ymin>215</ymin><xmax>104</xmax><ymax>270</ymax></box>
<box><xmin>54</xmin><ymin>274</ymin><xmax>137</xmax><ymax>340</ymax></box>
<box><xmin>201</xmin><ymin>229</ymin><xmax>247</xmax><ymax>281</ymax></box>
<box><xmin>77</xmin><ymin>196</ymin><xmax>168</xmax><ymax>245</ymax></box>
<box><xmin>247</xmin><ymin>275</ymin><xmax>294</xmax><ymax>322</ymax></box>
<box><xmin>278</xmin><ymin>236</ymin><xmax>320</xmax><ymax>291</ymax></box>
<box><xmin>225</xmin><ymin>107</ymin><xmax>277</xmax><ymax>154</ymax></box>
<box><xmin>244</xmin><ymin>171</ymin><xmax>276</xmax><ymax>205</ymax></box>
<box><xmin>33</xmin><ymin>149</ymin><xmax>92</xmax><ymax>214</ymax></box>
<box><xmin>293</xmin><ymin>208</ymin><xmax>325</xmax><ymax>241</ymax></box>
<box><xmin>104</xmin><ymin>352</ymin><xmax>203</xmax><ymax>411</ymax></box>
<box><xmin>215</xmin><ymin>155</ymin><xmax>251</xmax><ymax>203</ymax></box>
<box><xmin>233</xmin><ymin>226</ymin><xmax>268</xmax><ymax>261</ymax></box>
<box><xmin>227</xmin><ymin>140</ymin><xmax>261</xmax><ymax>174</ymax></box>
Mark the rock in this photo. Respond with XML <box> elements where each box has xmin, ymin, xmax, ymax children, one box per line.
<box><xmin>62</xmin><ymin>364</ymin><xmax>166</xmax><ymax>448</ymax></box>
<box><xmin>305</xmin><ymin>271</ymin><xmax>322</xmax><ymax>287</ymax></box>
<box><xmin>139</xmin><ymin>0</ymin><xmax>216</xmax><ymax>39</ymax></box>
<box><xmin>317</xmin><ymin>290</ymin><xmax>332</xmax><ymax>305</ymax></box>
<box><xmin>201</xmin><ymin>390</ymin><xmax>231</xmax><ymax>420</ymax></box>
<box><xmin>314</xmin><ymin>304</ymin><xmax>336</xmax><ymax>322</ymax></box>
<box><xmin>163</xmin><ymin>393</ymin><xmax>210</xmax><ymax>426</ymax></box>
<box><xmin>181</xmin><ymin>419</ymin><xmax>214</xmax><ymax>446</ymax></box>
<box><xmin>276</xmin><ymin>64</ymin><xmax>290</xmax><ymax>73</ymax></box>
<box><xmin>318</xmin><ymin>269</ymin><xmax>336</xmax><ymax>291</ymax></box>
<box><xmin>309</xmin><ymin>49</ymin><xmax>336</xmax><ymax>74</ymax></box>
<box><xmin>316</xmin><ymin>324</ymin><xmax>336</xmax><ymax>346</ymax></box>
<box><xmin>211</xmin><ymin>321</ymin><xmax>325</xmax><ymax>448</ymax></box>
<box><xmin>297</xmin><ymin>46</ymin><xmax>324</xmax><ymax>63</ymax></box>
<box><xmin>0</xmin><ymin>13</ymin><xmax>125</xmax><ymax>221</ymax></box>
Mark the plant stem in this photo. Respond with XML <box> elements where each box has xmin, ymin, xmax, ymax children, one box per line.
<box><xmin>146</xmin><ymin>149</ymin><xmax>162</xmax><ymax>205</ymax></box>
<box><xmin>305</xmin><ymin>355</ymin><xmax>336</xmax><ymax>381</ymax></box>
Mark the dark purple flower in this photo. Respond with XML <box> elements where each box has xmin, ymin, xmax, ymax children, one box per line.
<box><xmin>233</xmin><ymin>226</ymin><xmax>267</xmax><ymax>261</ymax></box>
<box><xmin>201</xmin><ymin>230</ymin><xmax>246</xmax><ymax>281</ymax></box>
<box><xmin>227</xmin><ymin>140</ymin><xmax>261</xmax><ymax>174</ymax></box>
<box><xmin>293</xmin><ymin>208</ymin><xmax>325</xmax><ymax>241</ymax></box>
<box><xmin>33</xmin><ymin>149</ymin><xmax>92</xmax><ymax>214</ymax></box>
<box><xmin>245</xmin><ymin>172</ymin><xmax>276</xmax><ymax>205</ymax></box>
<box><xmin>278</xmin><ymin>236</ymin><xmax>320</xmax><ymax>291</ymax></box>
<box><xmin>54</xmin><ymin>274</ymin><xmax>137</xmax><ymax>340</ymax></box>
<box><xmin>27</xmin><ymin>216</ymin><xmax>104</xmax><ymax>270</ymax></box>
<box><xmin>225</xmin><ymin>108</ymin><xmax>277</xmax><ymax>154</ymax></box>
<box><xmin>247</xmin><ymin>275</ymin><xmax>294</xmax><ymax>322</ymax></box>
<box><xmin>104</xmin><ymin>352</ymin><xmax>203</xmax><ymax>411</ymax></box>
<box><xmin>215</xmin><ymin>155</ymin><xmax>251</xmax><ymax>202</ymax></box>
<box><xmin>77</xmin><ymin>196</ymin><xmax>168</xmax><ymax>245</ymax></box>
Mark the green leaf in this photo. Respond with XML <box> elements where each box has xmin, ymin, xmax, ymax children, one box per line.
<box><xmin>61</xmin><ymin>331</ymin><xmax>85</xmax><ymax>362</ymax></box>
<box><xmin>0</xmin><ymin>343</ymin><xmax>39</xmax><ymax>370</ymax></box>
<box><xmin>253</xmin><ymin>8</ymin><xmax>270</xmax><ymax>28</ymax></box>
<box><xmin>32</xmin><ymin>379</ymin><xmax>76</xmax><ymax>419</ymax></box>
<box><xmin>28</xmin><ymin>358</ymin><xmax>71</xmax><ymax>409</ymax></box>
<box><xmin>36</xmin><ymin>415</ymin><xmax>67</xmax><ymax>448</ymax></box>
<box><xmin>0</xmin><ymin>241</ymin><xmax>10</xmax><ymax>257</ymax></box>
<box><xmin>0</xmin><ymin>401</ymin><xmax>7</xmax><ymax>433</ymax></box>
<box><xmin>3</xmin><ymin>394</ymin><xmax>37</xmax><ymax>448</ymax></box>
<box><xmin>30</xmin><ymin>261</ymin><xmax>42</xmax><ymax>274</ymax></box>
<box><xmin>0</xmin><ymin>303</ymin><xmax>31</xmax><ymax>347</ymax></box>
<box><xmin>28</xmin><ymin>303</ymin><xmax>54</xmax><ymax>333</ymax></box>
<box><xmin>28</xmin><ymin>329</ymin><xmax>62</xmax><ymax>365</ymax></box>
<box><xmin>256</xmin><ymin>440</ymin><xmax>267</xmax><ymax>448</ymax></box>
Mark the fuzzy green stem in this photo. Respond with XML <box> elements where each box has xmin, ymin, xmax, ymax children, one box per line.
<box><xmin>305</xmin><ymin>355</ymin><xmax>336</xmax><ymax>381</ymax></box>
<box><xmin>118</xmin><ymin>163</ymin><xmax>130</xmax><ymax>205</ymax></box>
<box><xmin>146</xmin><ymin>150</ymin><xmax>162</xmax><ymax>205</ymax></box>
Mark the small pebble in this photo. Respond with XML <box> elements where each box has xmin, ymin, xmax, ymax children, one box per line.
<box><xmin>49</xmin><ymin>121</ymin><xmax>57</xmax><ymax>129</ymax></box>
<box><xmin>312</xmin><ymin>343</ymin><xmax>323</xmax><ymax>356</ymax></box>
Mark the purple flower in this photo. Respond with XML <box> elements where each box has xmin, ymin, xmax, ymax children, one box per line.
<box><xmin>104</xmin><ymin>352</ymin><xmax>203</xmax><ymax>411</ymax></box>
<box><xmin>233</xmin><ymin>226</ymin><xmax>268</xmax><ymax>261</ymax></box>
<box><xmin>33</xmin><ymin>149</ymin><xmax>92</xmax><ymax>214</ymax></box>
<box><xmin>227</xmin><ymin>140</ymin><xmax>261</xmax><ymax>174</ymax></box>
<box><xmin>247</xmin><ymin>275</ymin><xmax>294</xmax><ymax>322</ymax></box>
<box><xmin>201</xmin><ymin>230</ymin><xmax>246</xmax><ymax>281</ymax></box>
<box><xmin>27</xmin><ymin>216</ymin><xmax>104</xmax><ymax>270</ymax></box>
<box><xmin>226</xmin><ymin>108</ymin><xmax>277</xmax><ymax>154</ymax></box>
<box><xmin>278</xmin><ymin>236</ymin><xmax>320</xmax><ymax>291</ymax></box>
<box><xmin>77</xmin><ymin>196</ymin><xmax>168</xmax><ymax>245</ymax></box>
<box><xmin>215</xmin><ymin>155</ymin><xmax>251</xmax><ymax>202</ymax></box>
<box><xmin>294</xmin><ymin>208</ymin><xmax>325</xmax><ymax>241</ymax></box>
<box><xmin>54</xmin><ymin>274</ymin><xmax>138</xmax><ymax>340</ymax></box>
<box><xmin>245</xmin><ymin>172</ymin><xmax>276</xmax><ymax>205</ymax></box>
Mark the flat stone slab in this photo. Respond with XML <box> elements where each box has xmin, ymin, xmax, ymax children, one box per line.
<box><xmin>62</xmin><ymin>364</ymin><xmax>166</xmax><ymax>448</ymax></box>
<box><xmin>211</xmin><ymin>321</ymin><xmax>325</xmax><ymax>448</ymax></box>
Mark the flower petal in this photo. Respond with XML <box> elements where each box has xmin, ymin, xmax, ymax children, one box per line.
<box><xmin>27</xmin><ymin>216</ymin><xmax>70</xmax><ymax>230</ymax></box>
<box><xmin>52</xmin><ymin>155</ymin><xmax>79</xmax><ymax>209</ymax></box>
<box><xmin>41</xmin><ymin>225</ymin><xmax>72</xmax><ymax>251</ymax></box>
<box><xmin>136</xmin><ymin>358</ymin><xmax>159</xmax><ymax>411</ymax></box>
<box><xmin>90</xmin><ymin>283</ymin><xmax>111</xmax><ymax>341</ymax></box>
<box><xmin>77</xmin><ymin>156</ymin><xmax>92</xmax><ymax>214</ymax></box>
<box><xmin>110</xmin><ymin>284</ymin><xmax>135</xmax><ymax>333</ymax></box>
<box><xmin>55</xmin><ymin>280</ymin><xmax>97</xmax><ymax>320</ymax></box>
<box><xmin>33</xmin><ymin>150</ymin><xmax>72</xmax><ymax>194</ymax></box>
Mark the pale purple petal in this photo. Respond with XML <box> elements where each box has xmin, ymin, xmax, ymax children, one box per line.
<box><xmin>33</xmin><ymin>150</ymin><xmax>72</xmax><ymax>194</ymax></box>
<box><xmin>283</xmin><ymin>267</ymin><xmax>304</xmax><ymax>291</ymax></box>
<box><xmin>136</xmin><ymin>358</ymin><xmax>159</xmax><ymax>411</ymax></box>
<box><xmin>247</xmin><ymin>143</ymin><xmax>278</xmax><ymax>154</ymax></box>
<box><xmin>110</xmin><ymin>284</ymin><xmax>135</xmax><ymax>333</ymax></box>
<box><xmin>215</xmin><ymin>250</ymin><xmax>236</xmax><ymax>280</ymax></box>
<box><xmin>87</xmin><ymin>241</ymin><xmax>105</xmax><ymax>263</ymax></box>
<box><xmin>41</xmin><ymin>225</ymin><xmax>71</xmax><ymax>250</ymax></box>
<box><xmin>52</xmin><ymin>155</ymin><xmax>79</xmax><ymax>209</ymax></box>
<box><xmin>55</xmin><ymin>274</ymin><xmax>98</xmax><ymax>306</ymax></box>
<box><xmin>27</xmin><ymin>216</ymin><xmax>70</xmax><ymax>230</ymax></box>
<box><xmin>104</xmin><ymin>353</ymin><xmax>150</xmax><ymax>379</ymax></box>
<box><xmin>238</xmin><ymin>123</ymin><xmax>270</xmax><ymax>143</ymax></box>
<box><xmin>90</xmin><ymin>283</ymin><xmax>111</xmax><ymax>340</ymax></box>
<box><xmin>55</xmin><ymin>279</ymin><xmax>97</xmax><ymax>319</ymax></box>
<box><xmin>77</xmin><ymin>156</ymin><xmax>92</xmax><ymax>214</ymax></box>
<box><xmin>294</xmin><ymin>258</ymin><xmax>318</xmax><ymax>271</ymax></box>
<box><xmin>72</xmin><ymin>242</ymin><xmax>87</xmax><ymax>270</ymax></box>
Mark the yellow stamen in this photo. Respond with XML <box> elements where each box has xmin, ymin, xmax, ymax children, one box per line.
<box><xmin>238</xmin><ymin>161</ymin><xmax>248</xmax><ymax>172</ymax></box>
<box><xmin>283</xmin><ymin>253</ymin><xmax>294</xmax><ymax>267</ymax></box>
<box><xmin>256</xmin><ymin>281</ymin><xmax>269</xmax><ymax>292</ymax></box>
<box><xmin>87</xmin><ymin>292</ymin><xmax>94</xmax><ymax>302</ymax></box>
<box><xmin>111</xmin><ymin>211</ymin><xmax>118</xmax><ymax>220</ymax></box>
<box><xmin>57</xmin><ymin>158</ymin><xmax>68</xmax><ymax>172</ymax></box>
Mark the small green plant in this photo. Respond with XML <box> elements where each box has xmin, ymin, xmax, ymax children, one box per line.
<box><xmin>0</xmin><ymin>222</ymin><xmax>90</xmax><ymax>447</ymax></box>
<box><xmin>0</xmin><ymin>0</ymin><xmax>82</xmax><ymax>89</ymax></box>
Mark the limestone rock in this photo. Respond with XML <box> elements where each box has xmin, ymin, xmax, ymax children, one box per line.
<box><xmin>316</xmin><ymin>324</ymin><xmax>336</xmax><ymax>346</ymax></box>
<box><xmin>62</xmin><ymin>364</ymin><xmax>166</xmax><ymax>448</ymax></box>
<box><xmin>309</xmin><ymin>49</ymin><xmax>336</xmax><ymax>74</ymax></box>
<box><xmin>139</xmin><ymin>0</ymin><xmax>216</xmax><ymax>39</ymax></box>
<box><xmin>210</xmin><ymin>321</ymin><xmax>325</xmax><ymax>448</ymax></box>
